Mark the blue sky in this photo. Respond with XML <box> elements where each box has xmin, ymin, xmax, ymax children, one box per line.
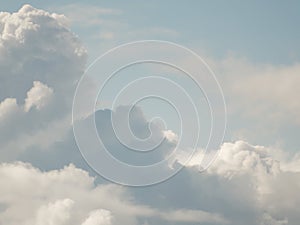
<box><xmin>3</xmin><ymin>0</ymin><xmax>300</xmax><ymax>64</ymax></box>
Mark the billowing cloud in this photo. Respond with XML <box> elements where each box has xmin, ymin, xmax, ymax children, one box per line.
<box><xmin>161</xmin><ymin>140</ymin><xmax>299</xmax><ymax>225</ymax></box>
<box><xmin>206</xmin><ymin>141</ymin><xmax>281</xmax><ymax>178</ymax></box>
<box><xmin>35</xmin><ymin>199</ymin><xmax>74</xmax><ymax>225</ymax></box>
<box><xmin>82</xmin><ymin>209</ymin><xmax>113</xmax><ymax>225</ymax></box>
<box><xmin>0</xmin><ymin>5</ymin><xmax>87</xmax><ymax>160</ymax></box>
<box><xmin>0</xmin><ymin>162</ymin><xmax>227</xmax><ymax>225</ymax></box>
<box><xmin>24</xmin><ymin>81</ymin><xmax>53</xmax><ymax>112</ymax></box>
<box><xmin>2</xmin><ymin>140</ymin><xmax>299</xmax><ymax>225</ymax></box>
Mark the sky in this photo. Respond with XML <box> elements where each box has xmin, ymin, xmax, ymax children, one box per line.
<box><xmin>0</xmin><ymin>1</ymin><xmax>300</xmax><ymax>225</ymax></box>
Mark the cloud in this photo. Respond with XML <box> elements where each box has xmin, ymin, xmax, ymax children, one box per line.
<box><xmin>260</xmin><ymin>213</ymin><xmax>288</xmax><ymax>225</ymax></box>
<box><xmin>0</xmin><ymin>80</ymin><xmax>53</xmax><ymax>118</ymax></box>
<box><xmin>35</xmin><ymin>199</ymin><xmax>74</xmax><ymax>225</ymax></box>
<box><xmin>179</xmin><ymin>140</ymin><xmax>297</xmax><ymax>178</ymax></box>
<box><xmin>222</xmin><ymin>59</ymin><xmax>300</xmax><ymax>124</ymax></box>
<box><xmin>7</xmin><ymin>139</ymin><xmax>298</xmax><ymax>225</ymax></box>
<box><xmin>166</xmin><ymin>53</ymin><xmax>300</xmax><ymax>147</ymax></box>
<box><xmin>211</xmin><ymin>56</ymin><xmax>300</xmax><ymax>146</ymax></box>
<box><xmin>0</xmin><ymin>4</ymin><xmax>87</xmax><ymax>160</ymax></box>
<box><xmin>51</xmin><ymin>3</ymin><xmax>123</xmax><ymax>27</ymax></box>
<box><xmin>0</xmin><ymin>162</ymin><xmax>137</xmax><ymax>225</ymax></box>
<box><xmin>160</xmin><ymin>209</ymin><xmax>228</xmax><ymax>224</ymax></box>
<box><xmin>88</xmin><ymin>105</ymin><xmax>177</xmax><ymax>166</ymax></box>
<box><xmin>52</xmin><ymin>3</ymin><xmax>179</xmax><ymax>43</ymax></box>
<box><xmin>81</xmin><ymin>209</ymin><xmax>113</xmax><ymax>225</ymax></box>
<box><xmin>0</xmin><ymin>98</ymin><xmax>19</xmax><ymax>120</ymax></box>
<box><xmin>0</xmin><ymin>162</ymin><xmax>227</xmax><ymax>225</ymax></box>
<box><xmin>207</xmin><ymin>141</ymin><xmax>281</xmax><ymax>178</ymax></box>
<box><xmin>167</xmin><ymin>140</ymin><xmax>300</xmax><ymax>225</ymax></box>
<box><xmin>24</xmin><ymin>81</ymin><xmax>53</xmax><ymax>112</ymax></box>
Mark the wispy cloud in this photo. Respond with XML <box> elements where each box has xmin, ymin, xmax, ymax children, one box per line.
<box><xmin>51</xmin><ymin>3</ymin><xmax>123</xmax><ymax>26</ymax></box>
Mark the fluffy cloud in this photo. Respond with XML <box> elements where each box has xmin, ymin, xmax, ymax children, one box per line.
<box><xmin>163</xmin><ymin>140</ymin><xmax>300</xmax><ymax>225</ymax></box>
<box><xmin>3</xmin><ymin>140</ymin><xmax>296</xmax><ymax>225</ymax></box>
<box><xmin>0</xmin><ymin>81</ymin><xmax>53</xmax><ymax>118</ymax></box>
<box><xmin>0</xmin><ymin>162</ymin><xmax>227</xmax><ymax>225</ymax></box>
<box><xmin>0</xmin><ymin>98</ymin><xmax>19</xmax><ymax>120</ymax></box>
<box><xmin>206</xmin><ymin>141</ymin><xmax>281</xmax><ymax>178</ymax></box>
<box><xmin>0</xmin><ymin>5</ymin><xmax>87</xmax><ymax>160</ymax></box>
<box><xmin>35</xmin><ymin>199</ymin><xmax>74</xmax><ymax>225</ymax></box>
<box><xmin>81</xmin><ymin>209</ymin><xmax>113</xmax><ymax>225</ymax></box>
<box><xmin>24</xmin><ymin>81</ymin><xmax>53</xmax><ymax>112</ymax></box>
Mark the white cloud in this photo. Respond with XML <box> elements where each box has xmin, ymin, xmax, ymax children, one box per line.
<box><xmin>35</xmin><ymin>199</ymin><xmax>74</xmax><ymax>225</ymax></box>
<box><xmin>0</xmin><ymin>162</ymin><xmax>133</xmax><ymax>225</ymax></box>
<box><xmin>0</xmin><ymin>5</ymin><xmax>87</xmax><ymax>160</ymax></box>
<box><xmin>207</xmin><ymin>141</ymin><xmax>281</xmax><ymax>178</ymax></box>
<box><xmin>51</xmin><ymin>3</ymin><xmax>122</xmax><ymax>27</ymax></box>
<box><xmin>165</xmin><ymin>53</ymin><xmax>300</xmax><ymax>146</ymax></box>
<box><xmin>0</xmin><ymin>98</ymin><xmax>19</xmax><ymax>120</ymax></box>
<box><xmin>0</xmin><ymin>162</ymin><xmax>227</xmax><ymax>225</ymax></box>
<box><xmin>167</xmin><ymin>140</ymin><xmax>300</xmax><ymax>224</ymax></box>
<box><xmin>225</xmin><ymin>60</ymin><xmax>300</xmax><ymax>124</ymax></box>
<box><xmin>160</xmin><ymin>209</ymin><xmax>228</xmax><ymax>224</ymax></box>
<box><xmin>163</xmin><ymin>129</ymin><xmax>178</xmax><ymax>143</ymax></box>
<box><xmin>82</xmin><ymin>209</ymin><xmax>113</xmax><ymax>225</ymax></box>
<box><xmin>0</xmin><ymin>80</ymin><xmax>53</xmax><ymax>118</ymax></box>
<box><xmin>24</xmin><ymin>81</ymin><xmax>53</xmax><ymax>112</ymax></box>
<box><xmin>178</xmin><ymin>140</ymin><xmax>298</xmax><ymax>177</ymax></box>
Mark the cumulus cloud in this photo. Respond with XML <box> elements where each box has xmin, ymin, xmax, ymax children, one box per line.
<box><xmin>166</xmin><ymin>140</ymin><xmax>300</xmax><ymax>225</ymax></box>
<box><xmin>24</xmin><ymin>81</ymin><xmax>53</xmax><ymax>112</ymax></box>
<box><xmin>0</xmin><ymin>80</ymin><xmax>53</xmax><ymax>118</ymax></box>
<box><xmin>177</xmin><ymin>140</ymin><xmax>297</xmax><ymax>178</ymax></box>
<box><xmin>3</xmin><ymin>140</ymin><xmax>299</xmax><ymax>225</ymax></box>
<box><xmin>207</xmin><ymin>141</ymin><xmax>281</xmax><ymax>178</ymax></box>
<box><xmin>0</xmin><ymin>5</ymin><xmax>87</xmax><ymax>160</ymax></box>
<box><xmin>81</xmin><ymin>209</ymin><xmax>113</xmax><ymax>225</ymax></box>
<box><xmin>0</xmin><ymin>98</ymin><xmax>19</xmax><ymax>120</ymax></box>
<box><xmin>35</xmin><ymin>199</ymin><xmax>74</xmax><ymax>225</ymax></box>
<box><xmin>0</xmin><ymin>162</ymin><xmax>227</xmax><ymax>225</ymax></box>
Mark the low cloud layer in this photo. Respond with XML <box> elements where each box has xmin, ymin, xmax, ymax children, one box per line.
<box><xmin>1</xmin><ymin>140</ymin><xmax>300</xmax><ymax>224</ymax></box>
<box><xmin>0</xmin><ymin>162</ymin><xmax>227</xmax><ymax>225</ymax></box>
